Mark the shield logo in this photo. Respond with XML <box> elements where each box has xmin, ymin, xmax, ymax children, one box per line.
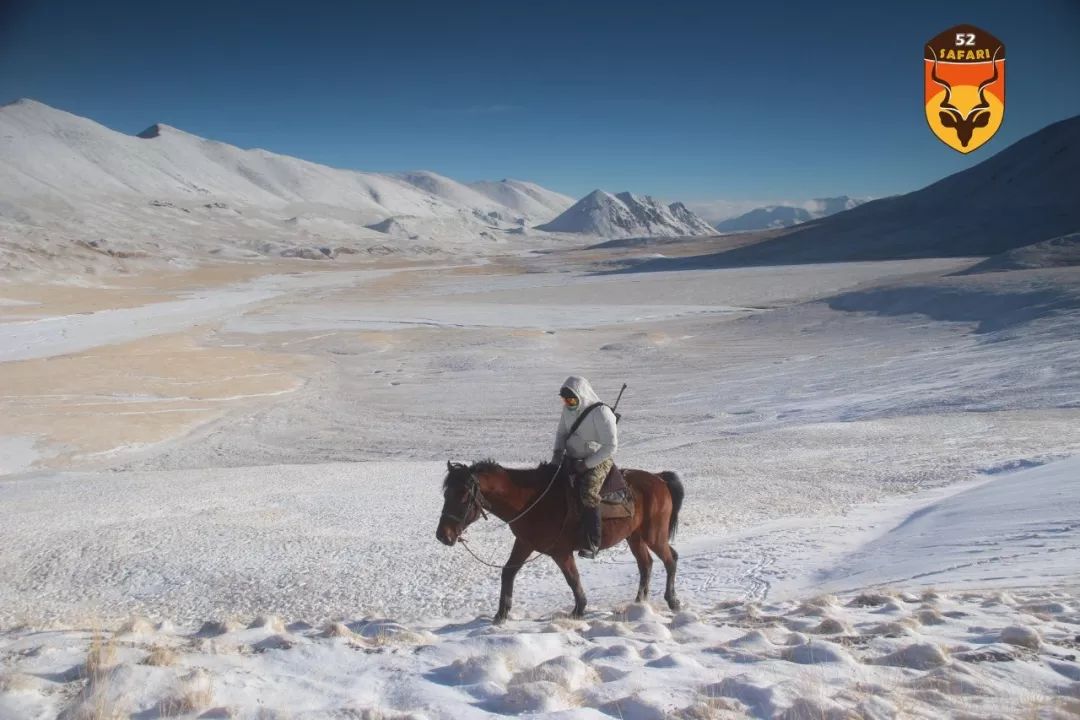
<box><xmin>924</xmin><ymin>25</ymin><xmax>1005</xmax><ymax>153</ymax></box>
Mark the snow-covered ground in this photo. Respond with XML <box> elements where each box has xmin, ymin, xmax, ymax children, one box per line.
<box><xmin>2</xmin><ymin>459</ymin><xmax>1078</xmax><ymax>719</ymax></box>
<box><xmin>1</xmin><ymin>248</ymin><xmax>1078</xmax><ymax>718</ymax></box>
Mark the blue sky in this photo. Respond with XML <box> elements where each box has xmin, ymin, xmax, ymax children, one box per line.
<box><xmin>1</xmin><ymin>0</ymin><xmax>1078</xmax><ymax>212</ymax></box>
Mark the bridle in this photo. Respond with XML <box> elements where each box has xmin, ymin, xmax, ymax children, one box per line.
<box><xmin>440</xmin><ymin>471</ymin><xmax>490</xmax><ymax>527</ymax></box>
<box><xmin>441</xmin><ymin>459</ymin><xmax>569</xmax><ymax>570</ymax></box>
<box><xmin>442</xmin><ymin>457</ymin><xmax>565</xmax><ymax>531</ymax></box>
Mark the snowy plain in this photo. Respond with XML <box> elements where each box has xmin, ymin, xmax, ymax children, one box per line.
<box><xmin>1</xmin><ymin>247</ymin><xmax>1079</xmax><ymax>718</ymax></box>
<box><xmin>3</xmin><ymin>459</ymin><xmax>1079</xmax><ymax>719</ymax></box>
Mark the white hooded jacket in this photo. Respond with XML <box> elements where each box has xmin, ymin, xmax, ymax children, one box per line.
<box><xmin>553</xmin><ymin>376</ymin><xmax>618</xmax><ymax>469</ymax></box>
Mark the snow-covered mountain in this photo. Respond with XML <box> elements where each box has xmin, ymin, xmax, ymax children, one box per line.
<box><xmin>735</xmin><ymin>116</ymin><xmax>1080</xmax><ymax>263</ymax></box>
<box><xmin>714</xmin><ymin>196</ymin><xmax>867</xmax><ymax>232</ymax></box>
<box><xmin>536</xmin><ymin>190</ymin><xmax>714</xmax><ymax>238</ymax></box>
<box><xmin>0</xmin><ymin>99</ymin><xmax>576</xmax><ymax>276</ymax></box>
<box><xmin>467</xmin><ymin>179</ymin><xmax>575</xmax><ymax>222</ymax></box>
<box><xmin>626</xmin><ymin>115</ymin><xmax>1080</xmax><ymax>270</ymax></box>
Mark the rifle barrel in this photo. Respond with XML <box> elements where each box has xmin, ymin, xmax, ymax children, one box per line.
<box><xmin>612</xmin><ymin>383</ymin><xmax>628</xmax><ymax>410</ymax></box>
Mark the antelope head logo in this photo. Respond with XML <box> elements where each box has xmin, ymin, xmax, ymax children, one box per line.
<box><xmin>929</xmin><ymin>46</ymin><xmax>1001</xmax><ymax>148</ymax></box>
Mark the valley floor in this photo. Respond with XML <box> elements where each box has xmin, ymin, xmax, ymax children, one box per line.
<box><xmin>1</xmin><ymin>248</ymin><xmax>1078</xmax><ymax>718</ymax></box>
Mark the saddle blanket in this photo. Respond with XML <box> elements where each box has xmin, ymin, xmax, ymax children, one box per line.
<box><xmin>599</xmin><ymin>463</ymin><xmax>627</xmax><ymax>496</ymax></box>
<box><xmin>600</xmin><ymin>464</ymin><xmax>633</xmax><ymax>520</ymax></box>
<box><xmin>600</xmin><ymin>488</ymin><xmax>634</xmax><ymax>519</ymax></box>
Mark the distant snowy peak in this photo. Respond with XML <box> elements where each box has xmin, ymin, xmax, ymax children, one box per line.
<box><xmin>812</xmin><ymin>195</ymin><xmax>865</xmax><ymax>216</ymax></box>
<box><xmin>668</xmin><ymin>201</ymin><xmax>718</xmax><ymax>235</ymax></box>
<box><xmin>715</xmin><ymin>195</ymin><xmax>868</xmax><ymax>232</ymax></box>
<box><xmin>715</xmin><ymin>206</ymin><xmax>812</xmax><ymax>232</ymax></box>
<box><xmin>537</xmin><ymin>189</ymin><xmax>715</xmax><ymax>238</ymax></box>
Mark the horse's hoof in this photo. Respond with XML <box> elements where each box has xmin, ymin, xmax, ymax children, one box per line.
<box><xmin>667</xmin><ymin>598</ymin><xmax>682</xmax><ymax>611</ymax></box>
<box><xmin>493</xmin><ymin>615</ymin><xmax>507</xmax><ymax>626</ymax></box>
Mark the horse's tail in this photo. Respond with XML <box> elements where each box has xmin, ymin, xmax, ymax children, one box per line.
<box><xmin>659</xmin><ymin>471</ymin><xmax>684</xmax><ymax>540</ymax></box>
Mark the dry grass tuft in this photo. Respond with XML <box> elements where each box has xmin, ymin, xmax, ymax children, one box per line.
<box><xmin>356</xmin><ymin>622</ymin><xmax>429</xmax><ymax>647</ymax></box>
<box><xmin>848</xmin><ymin>591</ymin><xmax>893</xmax><ymax>608</ymax></box>
<box><xmin>867</xmin><ymin>621</ymin><xmax>914</xmax><ymax>638</ymax></box>
<box><xmin>681</xmin><ymin>683</ymin><xmax>752</xmax><ymax>719</ymax></box>
<box><xmin>198</xmin><ymin>618</ymin><xmax>243</xmax><ymax>636</ymax></box>
<box><xmin>803</xmin><ymin>594</ymin><xmax>839</xmax><ymax>609</ymax></box>
<box><xmin>62</xmin><ymin>634</ymin><xmax>129</xmax><ymax>720</ymax></box>
<box><xmin>84</xmin><ymin>632</ymin><xmax>118</xmax><ymax>685</ymax></box>
<box><xmin>546</xmin><ymin>616</ymin><xmax>590</xmax><ymax>632</ymax></box>
<box><xmin>118</xmin><ymin>615</ymin><xmax>155</xmax><ymax>635</ymax></box>
<box><xmin>0</xmin><ymin>671</ymin><xmax>40</xmax><ymax>692</ymax></box>
<box><xmin>1000</xmin><ymin>624</ymin><xmax>1042</xmax><ymax>650</ymax></box>
<box><xmin>141</xmin><ymin>645</ymin><xmax>178</xmax><ymax>667</ymax></box>
<box><xmin>321</xmin><ymin>621</ymin><xmax>355</xmax><ymax>638</ymax></box>
<box><xmin>249</xmin><ymin>614</ymin><xmax>286</xmax><ymax>633</ymax></box>
<box><xmin>159</xmin><ymin>668</ymin><xmax>214</xmax><ymax>717</ymax></box>
<box><xmin>678</xmin><ymin>696</ymin><xmax>750</xmax><ymax>719</ymax></box>
<box><xmin>808</xmin><ymin>617</ymin><xmax>850</xmax><ymax>635</ymax></box>
<box><xmin>67</xmin><ymin>698</ymin><xmax>129</xmax><ymax>720</ymax></box>
<box><xmin>917</xmin><ymin>608</ymin><xmax>947</xmax><ymax>625</ymax></box>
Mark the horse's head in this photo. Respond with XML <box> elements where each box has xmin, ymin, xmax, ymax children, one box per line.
<box><xmin>436</xmin><ymin>460</ymin><xmax>490</xmax><ymax>546</ymax></box>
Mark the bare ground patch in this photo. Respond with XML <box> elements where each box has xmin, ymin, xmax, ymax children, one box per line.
<box><xmin>0</xmin><ymin>331</ymin><xmax>309</xmax><ymax>469</ymax></box>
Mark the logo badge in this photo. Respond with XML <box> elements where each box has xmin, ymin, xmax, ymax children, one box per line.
<box><xmin>924</xmin><ymin>25</ymin><xmax>1005</xmax><ymax>153</ymax></box>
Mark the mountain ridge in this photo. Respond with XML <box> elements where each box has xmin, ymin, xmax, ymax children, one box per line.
<box><xmin>618</xmin><ymin>115</ymin><xmax>1080</xmax><ymax>270</ymax></box>
<box><xmin>0</xmin><ymin>99</ymin><xmax>589</xmax><ymax>275</ymax></box>
<box><xmin>0</xmin><ymin>98</ymin><xmax>573</xmax><ymax>227</ymax></box>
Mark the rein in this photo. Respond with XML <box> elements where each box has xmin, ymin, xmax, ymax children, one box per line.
<box><xmin>504</xmin><ymin>457</ymin><xmax>564</xmax><ymax>526</ymax></box>
<box><xmin>451</xmin><ymin>458</ymin><xmax>569</xmax><ymax>569</ymax></box>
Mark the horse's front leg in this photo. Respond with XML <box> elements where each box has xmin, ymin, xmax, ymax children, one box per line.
<box><xmin>494</xmin><ymin>538</ymin><xmax>534</xmax><ymax>625</ymax></box>
<box><xmin>553</xmin><ymin>551</ymin><xmax>587</xmax><ymax>618</ymax></box>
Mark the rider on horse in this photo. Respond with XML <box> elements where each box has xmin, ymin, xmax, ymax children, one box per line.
<box><xmin>552</xmin><ymin>376</ymin><xmax>618</xmax><ymax>559</ymax></box>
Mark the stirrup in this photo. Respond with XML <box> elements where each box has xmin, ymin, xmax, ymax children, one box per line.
<box><xmin>577</xmin><ymin>547</ymin><xmax>599</xmax><ymax>559</ymax></box>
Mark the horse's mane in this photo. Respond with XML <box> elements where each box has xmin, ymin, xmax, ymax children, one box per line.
<box><xmin>441</xmin><ymin>458</ymin><xmax>504</xmax><ymax>492</ymax></box>
<box><xmin>442</xmin><ymin>459</ymin><xmax>561</xmax><ymax>491</ymax></box>
<box><xmin>470</xmin><ymin>459</ymin><xmax>502</xmax><ymax>475</ymax></box>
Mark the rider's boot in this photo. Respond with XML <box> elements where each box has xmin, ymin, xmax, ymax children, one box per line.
<box><xmin>578</xmin><ymin>505</ymin><xmax>602</xmax><ymax>559</ymax></box>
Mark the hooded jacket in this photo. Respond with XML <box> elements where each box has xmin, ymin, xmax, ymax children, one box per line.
<box><xmin>553</xmin><ymin>376</ymin><xmax>618</xmax><ymax>469</ymax></box>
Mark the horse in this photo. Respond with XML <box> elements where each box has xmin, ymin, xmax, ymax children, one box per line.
<box><xmin>435</xmin><ymin>459</ymin><xmax>685</xmax><ymax>624</ymax></box>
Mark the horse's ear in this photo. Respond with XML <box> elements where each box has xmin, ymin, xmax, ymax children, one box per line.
<box><xmin>447</xmin><ymin>460</ymin><xmax>453</xmax><ymax>471</ymax></box>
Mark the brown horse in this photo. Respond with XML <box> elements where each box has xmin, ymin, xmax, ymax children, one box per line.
<box><xmin>436</xmin><ymin>460</ymin><xmax>684</xmax><ymax>623</ymax></box>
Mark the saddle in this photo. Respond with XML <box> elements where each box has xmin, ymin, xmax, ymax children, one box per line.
<box><xmin>567</xmin><ymin>463</ymin><xmax>634</xmax><ymax>520</ymax></box>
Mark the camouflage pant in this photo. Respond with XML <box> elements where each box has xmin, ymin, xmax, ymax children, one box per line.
<box><xmin>575</xmin><ymin>458</ymin><xmax>613</xmax><ymax>508</ymax></box>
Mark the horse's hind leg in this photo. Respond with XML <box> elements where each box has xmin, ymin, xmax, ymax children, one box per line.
<box><xmin>627</xmin><ymin>532</ymin><xmax>653</xmax><ymax>603</ymax></box>
<box><xmin>661</xmin><ymin>544</ymin><xmax>681</xmax><ymax>610</ymax></box>
<box><xmin>647</xmin><ymin>538</ymin><xmax>681</xmax><ymax>611</ymax></box>
<box><xmin>553</xmin><ymin>551</ymin><xmax>587</xmax><ymax>618</ymax></box>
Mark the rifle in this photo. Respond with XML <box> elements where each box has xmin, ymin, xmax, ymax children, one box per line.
<box><xmin>611</xmin><ymin>383</ymin><xmax>627</xmax><ymax>423</ymax></box>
